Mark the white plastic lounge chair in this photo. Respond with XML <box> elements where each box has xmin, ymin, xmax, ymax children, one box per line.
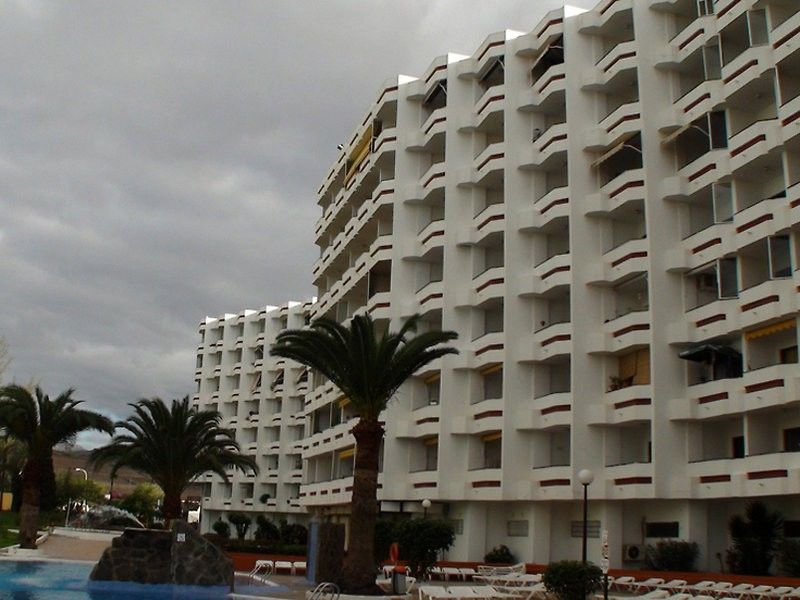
<box><xmin>612</xmin><ymin>577</ymin><xmax>637</xmax><ymax>592</ymax></box>
<box><xmin>633</xmin><ymin>591</ymin><xmax>669</xmax><ymax>600</ymax></box>
<box><xmin>781</xmin><ymin>588</ymin><xmax>800</xmax><ymax>599</ymax></box>
<box><xmin>382</xmin><ymin>564</ymin><xmax>395</xmax><ymax>578</ymax></box>
<box><xmin>469</xmin><ymin>585</ymin><xmax>519</xmax><ymax>599</ymax></box>
<box><xmin>459</xmin><ymin>568</ymin><xmax>477</xmax><ymax>581</ymax></box>
<box><xmin>740</xmin><ymin>585</ymin><xmax>773</xmax><ymax>600</ymax></box>
<box><xmin>692</xmin><ymin>595</ymin><xmax>717</xmax><ymax>600</ymax></box>
<box><xmin>419</xmin><ymin>585</ymin><xmax>455</xmax><ymax>600</ymax></box>
<box><xmin>661</xmin><ymin>594</ymin><xmax>692</xmax><ymax>600</ymax></box>
<box><xmin>707</xmin><ymin>582</ymin><xmax>733</xmax><ymax>597</ymax></box>
<box><xmin>726</xmin><ymin>583</ymin><xmax>753</xmax><ymax>598</ymax></box>
<box><xmin>688</xmin><ymin>582</ymin><xmax>717</xmax><ymax>594</ymax></box>
<box><xmin>274</xmin><ymin>560</ymin><xmax>293</xmax><ymax>574</ymax></box>
<box><xmin>657</xmin><ymin>580</ymin><xmax>688</xmax><ymax>592</ymax></box>
<box><xmin>293</xmin><ymin>561</ymin><xmax>307</xmax><ymax>574</ymax></box>
<box><xmin>442</xmin><ymin>567</ymin><xmax>462</xmax><ymax>581</ymax></box>
<box><xmin>633</xmin><ymin>578</ymin><xmax>666</xmax><ymax>594</ymax></box>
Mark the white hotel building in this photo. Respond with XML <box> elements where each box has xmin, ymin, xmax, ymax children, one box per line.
<box><xmin>305</xmin><ymin>0</ymin><xmax>800</xmax><ymax>570</ymax></box>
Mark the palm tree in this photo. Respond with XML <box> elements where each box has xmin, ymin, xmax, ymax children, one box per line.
<box><xmin>91</xmin><ymin>396</ymin><xmax>258</xmax><ymax>522</ymax></box>
<box><xmin>271</xmin><ymin>314</ymin><xmax>458</xmax><ymax>593</ymax></box>
<box><xmin>0</xmin><ymin>385</ymin><xmax>114</xmax><ymax>548</ymax></box>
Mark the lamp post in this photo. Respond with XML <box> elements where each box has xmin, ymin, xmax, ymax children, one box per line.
<box><xmin>577</xmin><ymin>468</ymin><xmax>594</xmax><ymax>564</ymax></box>
<box><xmin>75</xmin><ymin>468</ymin><xmax>88</xmax><ymax>480</ymax></box>
<box><xmin>421</xmin><ymin>498</ymin><xmax>431</xmax><ymax>518</ymax></box>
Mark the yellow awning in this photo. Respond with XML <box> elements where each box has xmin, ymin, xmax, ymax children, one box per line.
<box><xmin>423</xmin><ymin>372</ymin><xmax>441</xmax><ymax>384</ymax></box>
<box><xmin>481</xmin><ymin>432</ymin><xmax>502</xmax><ymax>442</ymax></box>
<box><xmin>338</xmin><ymin>396</ymin><xmax>351</xmax><ymax>409</ymax></box>
<box><xmin>480</xmin><ymin>363</ymin><xmax>503</xmax><ymax>376</ymax></box>
<box><xmin>745</xmin><ymin>319</ymin><xmax>796</xmax><ymax>341</ymax></box>
<box><xmin>590</xmin><ymin>132</ymin><xmax>637</xmax><ymax>168</ymax></box>
<box><xmin>339</xmin><ymin>447</ymin><xmax>355</xmax><ymax>459</ymax></box>
<box><xmin>661</xmin><ymin>121</ymin><xmax>694</xmax><ymax>146</ymax></box>
<box><xmin>344</xmin><ymin>124</ymin><xmax>373</xmax><ymax>184</ymax></box>
<box><xmin>423</xmin><ymin>436</ymin><xmax>439</xmax><ymax>446</ymax></box>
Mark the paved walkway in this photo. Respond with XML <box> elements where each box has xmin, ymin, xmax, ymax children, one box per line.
<box><xmin>38</xmin><ymin>533</ymin><xmax>112</xmax><ymax>562</ymax></box>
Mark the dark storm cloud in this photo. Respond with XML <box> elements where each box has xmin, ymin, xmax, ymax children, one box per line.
<box><xmin>0</xmin><ymin>0</ymin><xmax>595</xmax><ymax>441</ymax></box>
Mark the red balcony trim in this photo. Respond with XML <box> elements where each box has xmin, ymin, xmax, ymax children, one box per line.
<box><xmin>678</xmin><ymin>28</ymin><xmax>704</xmax><ymax>51</ymax></box>
<box><xmin>377</xmin><ymin>85</ymin><xmax>398</xmax><ymax>104</ymax></box>
<box><xmin>299</xmin><ymin>492</ymin><xmax>307</xmax><ymax>497</ymax></box>
<box><xmin>611</xmin><ymin>251</ymin><xmax>647</xmax><ymax>268</ymax></box>
<box><xmin>421</xmin><ymin>229</ymin><xmax>444</xmax><ymax>245</ymax></box>
<box><xmin>542</xmin><ymin>264</ymin><xmax>570</xmax><ymax>279</ymax></box>
<box><xmin>613</xmin><ymin>323</ymin><xmax>649</xmax><ymax>338</ymax></box>
<box><xmin>541</xmin><ymin>404</ymin><xmax>571</xmax><ymax>416</ymax></box>
<box><xmin>540</xmin><ymin>197</ymin><xmax>569</xmax><ymax>214</ymax></box>
<box><xmin>476</xmin><ymin>40</ymin><xmax>505</xmax><ymax>62</ymax></box>
<box><xmin>477</xmin><ymin>214</ymin><xmax>504</xmax><ymax>231</ymax></box>
<box><xmin>696</xmin><ymin>313</ymin><xmax>726</xmax><ymax>327</ymax></box>
<box><xmin>424</xmin><ymin>65</ymin><xmax>447</xmax><ymax>84</ymax></box>
<box><xmin>614</xmin><ymin>476</ymin><xmax>652</xmax><ymax>485</ymax></box>
<box><xmin>536</xmin><ymin>72</ymin><xmax>565</xmax><ymax>94</ymax></box>
<box><xmin>332</xmin><ymin>488</ymin><xmax>341</xmax><ymax>494</ymax></box>
<box><xmin>309</xmin><ymin>491</ymin><xmax>317</xmax><ymax>496</ymax></box>
<box><xmin>373</xmin><ymin>136</ymin><xmax>396</xmax><ymax>154</ymax></box>
<box><xmin>684</xmin><ymin>92</ymin><xmax>711</xmax><ymax>114</ymax></box>
<box><xmin>692</xmin><ymin>237</ymin><xmax>721</xmax><ymax>254</ymax></box>
<box><xmin>423</xmin><ymin>171</ymin><xmax>445</xmax><ymax>187</ymax></box>
<box><xmin>424</xmin><ymin>116</ymin><xmax>446</xmax><ymax>135</ymax></box>
<box><xmin>699</xmin><ymin>474</ymin><xmax>731</xmax><ymax>483</ymax></box>
<box><xmin>783</xmin><ymin>110</ymin><xmax>800</xmax><ymax>127</ymax></box>
<box><xmin>472</xmin><ymin>480</ymin><xmax>501</xmax><ymax>488</ymax></box>
<box><xmin>605</xmin><ymin>113</ymin><xmax>640</xmax><ymax>134</ymax></box>
<box><xmin>420</xmin><ymin>293</ymin><xmax>443</xmax><ymax>305</ymax></box>
<box><xmin>599</xmin><ymin>0</ymin><xmax>620</xmax><ymax>15</ymax></box>
<box><xmin>474</xmin><ymin>410</ymin><xmax>503</xmax><ymax>420</ymax></box>
<box><xmin>730</xmin><ymin>134</ymin><xmax>766</xmax><ymax>158</ymax></box>
<box><xmin>609</xmin><ymin>179</ymin><xmax>644</xmax><ymax>199</ymax></box>
<box><xmin>736</xmin><ymin>213</ymin><xmax>773</xmax><ymax>233</ymax></box>
<box><xmin>745</xmin><ymin>378</ymin><xmax>784</xmax><ymax>393</ymax></box>
<box><xmin>320</xmin><ymin>490</ymin><xmax>328</xmax><ymax>495</ymax></box>
<box><xmin>716</xmin><ymin>0</ymin><xmax>740</xmax><ymax>18</ymax></box>
<box><xmin>416</xmin><ymin>417</ymin><xmax>440</xmax><ymax>425</ymax></box>
<box><xmin>748</xmin><ymin>469</ymin><xmax>788</xmax><ymax>480</ymax></box>
<box><xmin>688</xmin><ymin>162</ymin><xmax>716</xmax><ymax>182</ymax></box>
<box><xmin>741</xmin><ymin>294</ymin><xmax>779</xmax><ymax>311</ymax></box>
<box><xmin>476</xmin><ymin>277</ymin><xmax>504</xmax><ymax>293</ymax></box>
<box><xmin>367</xmin><ymin>302</ymin><xmax>390</xmax><ymax>315</ymax></box>
<box><xmin>476</xmin><ymin>343</ymin><xmax>504</xmax><ymax>356</ymax></box>
<box><xmin>723</xmin><ymin>59</ymin><xmax>758</xmax><ymax>84</ymax></box>
<box><xmin>477</xmin><ymin>152</ymin><xmax>505</xmax><ymax>171</ymax></box>
<box><xmin>539</xmin><ymin>478</ymin><xmax>570</xmax><ymax>487</ymax></box>
<box><xmin>614</xmin><ymin>398</ymin><xmax>651</xmax><ymax>410</ymax></box>
<box><xmin>698</xmin><ymin>391</ymin><xmax>729</xmax><ymax>404</ymax></box>
<box><xmin>774</xmin><ymin>24</ymin><xmax>800</xmax><ymax>50</ymax></box>
<box><xmin>413</xmin><ymin>482</ymin><xmax>437</xmax><ymax>489</ymax></box>
<box><xmin>345</xmin><ymin>486</ymin><xmax>353</xmax><ymax>491</ymax></box>
<box><xmin>478</xmin><ymin>94</ymin><xmax>505</xmax><ymax>115</ymax></box>
<box><xmin>539</xmin><ymin>133</ymin><xmax>568</xmax><ymax>152</ymax></box>
<box><xmin>542</xmin><ymin>334</ymin><xmax>571</xmax><ymax>347</ymax></box>
<box><xmin>603</xmin><ymin>51</ymin><xmax>636</xmax><ymax>73</ymax></box>
<box><xmin>534</xmin><ymin>17</ymin><xmax>563</xmax><ymax>39</ymax></box>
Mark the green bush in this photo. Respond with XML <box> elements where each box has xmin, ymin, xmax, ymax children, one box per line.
<box><xmin>644</xmin><ymin>540</ymin><xmax>699</xmax><ymax>572</ymax></box>
<box><xmin>374</xmin><ymin>518</ymin><xmax>397</xmax><ymax>564</ymax></box>
<box><xmin>212</xmin><ymin>520</ymin><xmax>231</xmax><ymax>539</ymax></box>
<box><xmin>217</xmin><ymin>538</ymin><xmax>306</xmax><ymax>556</ymax></box>
<box><xmin>228</xmin><ymin>512</ymin><xmax>252</xmax><ymax>541</ymax></box>
<box><xmin>254</xmin><ymin>515</ymin><xmax>280</xmax><ymax>542</ymax></box>
<box><xmin>726</xmin><ymin>501</ymin><xmax>783</xmax><ymax>575</ymax></box>
<box><xmin>118</xmin><ymin>483</ymin><xmax>163</xmax><ymax>526</ymax></box>
<box><xmin>543</xmin><ymin>560</ymin><xmax>602</xmax><ymax>600</ymax></box>
<box><xmin>393</xmin><ymin>518</ymin><xmax>455</xmax><ymax>579</ymax></box>
<box><xmin>55</xmin><ymin>472</ymin><xmax>106</xmax><ymax>507</ymax></box>
<box><xmin>779</xmin><ymin>539</ymin><xmax>800</xmax><ymax>576</ymax></box>
<box><xmin>279</xmin><ymin>521</ymin><xmax>308</xmax><ymax>545</ymax></box>
<box><xmin>484</xmin><ymin>544</ymin><xmax>515</xmax><ymax>564</ymax></box>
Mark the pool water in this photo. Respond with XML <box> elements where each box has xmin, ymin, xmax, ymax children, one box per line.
<box><xmin>0</xmin><ymin>560</ymin><xmax>288</xmax><ymax>599</ymax></box>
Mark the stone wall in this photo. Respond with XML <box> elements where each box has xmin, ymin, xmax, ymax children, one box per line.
<box><xmin>90</xmin><ymin>521</ymin><xmax>232</xmax><ymax>587</ymax></box>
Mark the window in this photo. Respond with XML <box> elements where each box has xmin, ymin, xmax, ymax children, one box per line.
<box><xmin>781</xmin><ymin>346</ymin><xmax>799</xmax><ymax>365</ymax></box>
<box><xmin>571</xmin><ymin>521</ymin><xmax>601</xmax><ymax>538</ymax></box>
<box><xmin>645</xmin><ymin>522</ymin><xmax>680</xmax><ymax>538</ymax></box>
<box><xmin>769</xmin><ymin>235</ymin><xmax>792</xmax><ymax>278</ymax></box>
<box><xmin>718</xmin><ymin>258</ymin><xmax>739</xmax><ymax>299</ymax></box>
<box><xmin>426</xmin><ymin>380</ymin><xmax>440</xmax><ymax>405</ymax></box>
<box><xmin>482</xmin><ymin>368</ymin><xmax>503</xmax><ymax>401</ymax></box>
<box><xmin>713</xmin><ymin>183</ymin><xmax>733</xmax><ymax>223</ymax></box>
<box><xmin>732</xmin><ymin>436</ymin><xmax>745</xmax><ymax>459</ymax></box>
<box><xmin>696</xmin><ymin>0</ymin><xmax>713</xmax><ymax>17</ymax></box>
<box><xmin>703</xmin><ymin>42</ymin><xmax>722</xmax><ymax>80</ymax></box>
<box><xmin>425</xmin><ymin>443</ymin><xmax>439</xmax><ymax>471</ymax></box>
<box><xmin>709</xmin><ymin>111</ymin><xmax>728</xmax><ymax>149</ymax></box>
<box><xmin>507</xmin><ymin>520</ymin><xmax>529</xmax><ymax>537</ymax></box>
<box><xmin>748</xmin><ymin>10</ymin><xmax>768</xmax><ymax>47</ymax></box>
<box><xmin>784</xmin><ymin>428</ymin><xmax>800</xmax><ymax>452</ymax></box>
<box><xmin>483</xmin><ymin>436</ymin><xmax>502</xmax><ymax>469</ymax></box>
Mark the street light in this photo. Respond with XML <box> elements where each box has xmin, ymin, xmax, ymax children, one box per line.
<box><xmin>577</xmin><ymin>468</ymin><xmax>594</xmax><ymax>564</ymax></box>
<box><xmin>74</xmin><ymin>468</ymin><xmax>88</xmax><ymax>480</ymax></box>
<box><xmin>421</xmin><ymin>498</ymin><xmax>431</xmax><ymax>518</ymax></box>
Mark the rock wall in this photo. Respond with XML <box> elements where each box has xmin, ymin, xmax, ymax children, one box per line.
<box><xmin>90</xmin><ymin>521</ymin><xmax>232</xmax><ymax>587</ymax></box>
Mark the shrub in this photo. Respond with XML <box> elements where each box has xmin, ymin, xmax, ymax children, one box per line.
<box><xmin>394</xmin><ymin>518</ymin><xmax>455</xmax><ymax>580</ymax></box>
<box><xmin>484</xmin><ymin>544</ymin><xmax>515</xmax><ymax>564</ymax></box>
<box><xmin>779</xmin><ymin>539</ymin><xmax>800</xmax><ymax>576</ymax></box>
<box><xmin>118</xmin><ymin>483</ymin><xmax>163</xmax><ymax>526</ymax></box>
<box><xmin>726</xmin><ymin>501</ymin><xmax>783</xmax><ymax>575</ymax></box>
<box><xmin>543</xmin><ymin>560</ymin><xmax>602</xmax><ymax>600</ymax></box>
<box><xmin>279</xmin><ymin>521</ymin><xmax>308</xmax><ymax>546</ymax></box>
<box><xmin>254</xmin><ymin>515</ymin><xmax>280</xmax><ymax>542</ymax></box>
<box><xmin>644</xmin><ymin>540</ymin><xmax>699</xmax><ymax>572</ymax></box>
<box><xmin>228</xmin><ymin>512</ymin><xmax>252</xmax><ymax>541</ymax></box>
<box><xmin>374</xmin><ymin>518</ymin><xmax>397</xmax><ymax>564</ymax></box>
<box><xmin>259</xmin><ymin>493</ymin><xmax>270</xmax><ymax>504</ymax></box>
<box><xmin>212</xmin><ymin>520</ymin><xmax>230</xmax><ymax>539</ymax></box>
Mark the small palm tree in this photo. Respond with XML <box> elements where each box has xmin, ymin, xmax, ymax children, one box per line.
<box><xmin>92</xmin><ymin>397</ymin><xmax>257</xmax><ymax>522</ymax></box>
<box><xmin>271</xmin><ymin>314</ymin><xmax>458</xmax><ymax>593</ymax></box>
<box><xmin>0</xmin><ymin>385</ymin><xmax>114</xmax><ymax>548</ymax></box>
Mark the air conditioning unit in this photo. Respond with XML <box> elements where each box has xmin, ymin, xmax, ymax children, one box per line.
<box><xmin>622</xmin><ymin>544</ymin><xmax>644</xmax><ymax>562</ymax></box>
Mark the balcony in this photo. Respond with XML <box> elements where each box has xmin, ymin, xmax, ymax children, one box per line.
<box><xmin>657</xmin><ymin>16</ymin><xmax>717</xmax><ymax>67</ymax></box>
<box><xmin>578</xmin><ymin>0</ymin><xmax>633</xmax><ymax>33</ymax></box>
<box><xmin>604</xmin><ymin>462</ymin><xmax>654</xmax><ymax>499</ymax></box>
<box><xmin>460</xmin><ymin>331</ymin><xmax>505</xmax><ymax>371</ymax></box>
<box><xmin>525</xmin><ymin>322</ymin><xmax>572</xmax><ymax>363</ymax></box>
<box><xmin>689</xmin><ymin>452</ymin><xmax>800</xmax><ymax>499</ymax></box>
<box><xmin>301</xmin><ymin>476</ymin><xmax>355</xmax><ymax>507</ymax></box>
<box><xmin>582</xmin><ymin>41</ymin><xmax>638</xmax><ymax>92</ymax></box>
<box><xmin>662</xmin><ymin>149</ymin><xmax>729</xmax><ymax>200</ymax></box>
<box><xmin>471</xmin><ymin>266</ymin><xmax>505</xmax><ymax>304</ymax></box>
<box><xmin>406</xmin><ymin>470</ymin><xmax>439</xmax><ymax>499</ymax></box>
<box><xmin>781</xmin><ymin>94</ymin><xmax>800</xmax><ymax>147</ymax></box>
<box><xmin>469</xmin><ymin>203</ymin><xmax>505</xmax><ymax>244</ymax></box>
<box><xmin>668</xmin><ymin>222</ymin><xmax>735</xmax><ymax>272</ymax></box>
<box><xmin>409</xmin><ymin>109</ymin><xmax>447</xmax><ymax>152</ymax></box>
<box><xmin>588</xmin><ymin>310</ymin><xmax>650</xmax><ymax>354</ymax></box>
<box><xmin>396</xmin><ymin>404</ymin><xmax>441</xmax><ymax>439</ymax></box>
<box><xmin>670</xmin><ymin>298</ymin><xmax>739</xmax><ymax>344</ymax></box>
<box><xmin>518</xmin><ymin>63</ymin><xmax>566</xmax><ymax>112</ymax></box>
<box><xmin>451</xmin><ymin>398</ymin><xmax>505</xmax><ymax>436</ymax></box>
<box><xmin>471</xmin><ymin>84</ymin><xmax>506</xmax><ymax>129</ymax></box>
<box><xmin>772</xmin><ymin>10</ymin><xmax>800</xmax><ymax>63</ymax></box>
<box><xmin>741</xmin><ymin>364</ymin><xmax>800</xmax><ymax>412</ymax></box>
<box><xmin>739</xmin><ymin>278</ymin><xmax>796</xmax><ymax>329</ymax></box>
<box><xmin>371</xmin><ymin>127</ymin><xmax>397</xmax><ymax>160</ymax></box>
<box><xmin>515</xmin><ymin>393</ymin><xmax>572</xmax><ymax>430</ymax></box>
<box><xmin>584</xmin><ymin>168</ymin><xmax>645</xmax><ymax>217</ymax></box>
<box><xmin>524</xmin><ymin>186</ymin><xmax>570</xmax><ymax>231</ymax></box>
<box><xmin>519</xmin><ymin>123</ymin><xmax>568</xmax><ymax>171</ymax></box>
<box><xmin>366</xmin><ymin>291</ymin><xmax>391</xmax><ymax>320</ymax></box>
<box><xmin>667</xmin><ymin>81</ymin><xmax>725</xmax><ymax>131</ymax></box>
<box><xmin>415</xmin><ymin>280</ymin><xmax>444</xmax><ymax>316</ymax></box>
<box><xmin>523</xmin><ymin>253</ymin><xmax>571</xmax><ymax>297</ymax></box>
<box><xmin>531</xmin><ymin>465</ymin><xmax>574</xmax><ymax>501</ymax></box>
<box><xmin>472</xmin><ymin>143</ymin><xmax>506</xmax><ymax>186</ymax></box>
<box><xmin>722</xmin><ymin>46</ymin><xmax>776</xmax><ymax>100</ymax></box>
<box><xmin>585</xmin><ymin>103</ymin><xmax>641</xmax><ymax>151</ymax></box>
<box><xmin>668</xmin><ymin>378</ymin><xmax>744</xmax><ymax>422</ymax></box>
<box><xmin>591</xmin><ymin>384</ymin><xmax>652</xmax><ymax>426</ymax></box>
<box><xmin>587</xmin><ymin>238</ymin><xmax>648</xmax><ymax>286</ymax></box>
<box><xmin>734</xmin><ymin>196</ymin><xmax>791</xmax><ymax>251</ymax></box>
<box><xmin>464</xmin><ymin>468</ymin><xmax>502</xmax><ymax>500</ymax></box>
<box><xmin>415</xmin><ymin>219</ymin><xmax>445</xmax><ymax>257</ymax></box>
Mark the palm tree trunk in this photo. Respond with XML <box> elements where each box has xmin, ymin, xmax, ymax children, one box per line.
<box><xmin>162</xmin><ymin>491</ymin><xmax>182</xmax><ymax>525</ymax></box>
<box><xmin>340</xmin><ymin>418</ymin><xmax>383</xmax><ymax>594</ymax></box>
<box><xmin>18</xmin><ymin>460</ymin><xmax>41</xmax><ymax>549</ymax></box>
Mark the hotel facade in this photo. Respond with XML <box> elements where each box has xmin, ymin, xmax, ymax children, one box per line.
<box><xmin>200</xmin><ymin>0</ymin><xmax>800</xmax><ymax>570</ymax></box>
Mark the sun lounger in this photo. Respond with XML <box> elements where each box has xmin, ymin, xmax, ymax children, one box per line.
<box><xmin>781</xmin><ymin>588</ymin><xmax>800</xmax><ymax>599</ymax></box>
<box><xmin>688</xmin><ymin>582</ymin><xmax>717</xmax><ymax>594</ymax></box>
<box><xmin>725</xmin><ymin>583</ymin><xmax>753</xmax><ymax>598</ymax></box>
<box><xmin>657</xmin><ymin>580</ymin><xmax>688</xmax><ymax>592</ymax></box>
<box><xmin>706</xmin><ymin>582</ymin><xmax>733</xmax><ymax>597</ymax></box>
<box><xmin>632</xmin><ymin>578</ymin><xmax>666</xmax><ymax>594</ymax></box>
<box><xmin>692</xmin><ymin>595</ymin><xmax>717</xmax><ymax>600</ymax></box>
<box><xmin>442</xmin><ymin>567</ymin><xmax>463</xmax><ymax>581</ymax></box>
<box><xmin>459</xmin><ymin>568</ymin><xmax>477</xmax><ymax>581</ymax></box>
<box><xmin>611</xmin><ymin>576</ymin><xmax>637</xmax><ymax>592</ymax></box>
<box><xmin>274</xmin><ymin>560</ymin><xmax>293</xmax><ymax>574</ymax></box>
<box><xmin>420</xmin><ymin>585</ymin><xmax>454</xmax><ymax>600</ymax></box>
<box><xmin>293</xmin><ymin>561</ymin><xmax>307</xmax><ymax>574</ymax></box>
<box><xmin>631</xmin><ymin>591</ymin><xmax>670</xmax><ymax>600</ymax></box>
<box><xmin>469</xmin><ymin>585</ymin><xmax>522</xmax><ymax>599</ymax></box>
<box><xmin>738</xmin><ymin>585</ymin><xmax>773</xmax><ymax>600</ymax></box>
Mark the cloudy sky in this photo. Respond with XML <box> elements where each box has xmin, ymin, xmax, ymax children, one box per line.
<box><xmin>0</xmin><ymin>0</ymin><xmax>594</xmax><ymax>443</ymax></box>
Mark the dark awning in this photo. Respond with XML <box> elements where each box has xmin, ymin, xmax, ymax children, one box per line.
<box><xmin>679</xmin><ymin>344</ymin><xmax>742</xmax><ymax>363</ymax></box>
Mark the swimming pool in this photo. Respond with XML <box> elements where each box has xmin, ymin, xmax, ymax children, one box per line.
<box><xmin>0</xmin><ymin>560</ymin><xmax>289</xmax><ymax>599</ymax></box>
